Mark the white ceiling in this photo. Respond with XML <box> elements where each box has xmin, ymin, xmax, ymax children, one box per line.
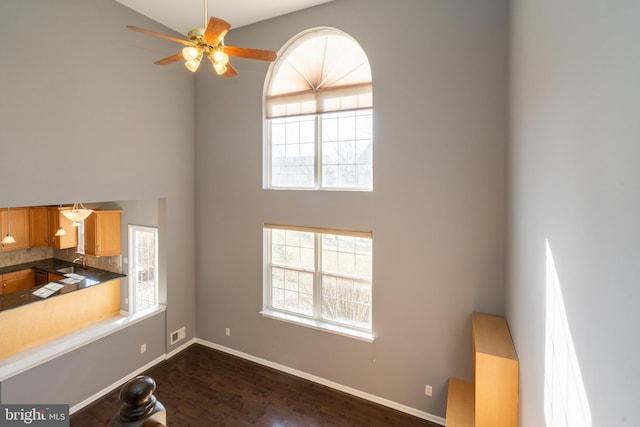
<box><xmin>115</xmin><ymin>0</ymin><xmax>335</xmax><ymax>35</ymax></box>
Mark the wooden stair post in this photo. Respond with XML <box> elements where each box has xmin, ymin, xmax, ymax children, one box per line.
<box><xmin>109</xmin><ymin>376</ymin><xmax>167</xmax><ymax>427</ymax></box>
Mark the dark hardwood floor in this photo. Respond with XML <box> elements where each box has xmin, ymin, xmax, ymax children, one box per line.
<box><xmin>71</xmin><ymin>344</ymin><xmax>441</xmax><ymax>427</ymax></box>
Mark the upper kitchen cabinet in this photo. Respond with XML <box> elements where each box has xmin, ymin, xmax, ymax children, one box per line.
<box><xmin>48</xmin><ymin>207</ymin><xmax>78</xmax><ymax>249</ymax></box>
<box><xmin>0</xmin><ymin>208</ymin><xmax>30</xmax><ymax>251</ymax></box>
<box><xmin>84</xmin><ymin>210</ymin><xmax>122</xmax><ymax>256</ymax></box>
<box><xmin>29</xmin><ymin>206</ymin><xmax>49</xmax><ymax>247</ymax></box>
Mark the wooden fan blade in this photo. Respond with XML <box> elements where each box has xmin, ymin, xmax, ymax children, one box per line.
<box><xmin>224</xmin><ymin>63</ymin><xmax>238</xmax><ymax>77</ymax></box>
<box><xmin>224</xmin><ymin>46</ymin><xmax>277</xmax><ymax>62</ymax></box>
<box><xmin>203</xmin><ymin>17</ymin><xmax>231</xmax><ymax>45</ymax></box>
<box><xmin>154</xmin><ymin>52</ymin><xmax>184</xmax><ymax>65</ymax></box>
<box><xmin>127</xmin><ymin>25</ymin><xmax>192</xmax><ymax>46</ymax></box>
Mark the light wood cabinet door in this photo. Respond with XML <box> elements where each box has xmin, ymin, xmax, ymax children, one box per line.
<box><xmin>29</xmin><ymin>206</ymin><xmax>50</xmax><ymax>247</ymax></box>
<box><xmin>84</xmin><ymin>210</ymin><xmax>122</xmax><ymax>256</ymax></box>
<box><xmin>0</xmin><ymin>208</ymin><xmax>30</xmax><ymax>251</ymax></box>
<box><xmin>47</xmin><ymin>207</ymin><xmax>78</xmax><ymax>249</ymax></box>
<box><xmin>1</xmin><ymin>269</ymin><xmax>35</xmax><ymax>294</ymax></box>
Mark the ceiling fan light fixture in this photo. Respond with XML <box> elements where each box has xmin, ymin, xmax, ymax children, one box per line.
<box><xmin>185</xmin><ymin>54</ymin><xmax>203</xmax><ymax>72</ymax></box>
<box><xmin>213</xmin><ymin>61</ymin><xmax>227</xmax><ymax>75</ymax></box>
<box><xmin>126</xmin><ymin>2</ymin><xmax>276</xmax><ymax>77</ymax></box>
<box><xmin>182</xmin><ymin>46</ymin><xmax>201</xmax><ymax>61</ymax></box>
<box><xmin>213</xmin><ymin>49</ymin><xmax>229</xmax><ymax>65</ymax></box>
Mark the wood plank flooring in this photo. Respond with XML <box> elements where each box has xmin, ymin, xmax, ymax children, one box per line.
<box><xmin>71</xmin><ymin>343</ymin><xmax>441</xmax><ymax>427</ymax></box>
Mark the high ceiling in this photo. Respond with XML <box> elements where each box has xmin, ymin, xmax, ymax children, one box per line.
<box><xmin>115</xmin><ymin>0</ymin><xmax>335</xmax><ymax>35</ymax></box>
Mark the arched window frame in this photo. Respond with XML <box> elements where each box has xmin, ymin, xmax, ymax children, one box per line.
<box><xmin>263</xmin><ymin>27</ymin><xmax>373</xmax><ymax>191</ymax></box>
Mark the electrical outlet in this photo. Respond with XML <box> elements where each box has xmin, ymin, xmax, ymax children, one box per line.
<box><xmin>225</xmin><ymin>328</ymin><xmax>231</xmax><ymax>336</ymax></box>
<box><xmin>425</xmin><ymin>385</ymin><xmax>432</xmax><ymax>397</ymax></box>
<box><xmin>140</xmin><ymin>344</ymin><xmax>146</xmax><ymax>354</ymax></box>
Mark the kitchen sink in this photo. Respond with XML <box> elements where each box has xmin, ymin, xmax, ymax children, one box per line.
<box><xmin>57</xmin><ymin>267</ymin><xmax>76</xmax><ymax>274</ymax></box>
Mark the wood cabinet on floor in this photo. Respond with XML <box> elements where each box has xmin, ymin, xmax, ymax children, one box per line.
<box><xmin>446</xmin><ymin>312</ymin><xmax>519</xmax><ymax>427</ymax></box>
<box><xmin>84</xmin><ymin>210</ymin><xmax>122</xmax><ymax>256</ymax></box>
<box><xmin>0</xmin><ymin>208</ymin><xmax>30</xmax><ymax>251</ymax></box>
<box><xmin>1</xmin><ymin>269</ymin><xmax>35</xmax><ymax>294</ymax></box>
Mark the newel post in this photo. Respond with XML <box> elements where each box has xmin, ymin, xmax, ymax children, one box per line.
<box><xmin>109</xmin><ymin>376</ymin><xmax>166</xmax><ymax>427</ymax></box>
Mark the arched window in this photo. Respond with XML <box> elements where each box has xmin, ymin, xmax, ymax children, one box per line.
<box><xmin>264</xmin><ymin>28</ymin><xmax>373</xmax><ymax>190</ymax></box>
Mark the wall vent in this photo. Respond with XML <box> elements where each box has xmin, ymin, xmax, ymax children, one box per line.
<box><xmin>170</xmin><ymin>326</ymin><xmax>186</xmax><ymax>345</ymax></box>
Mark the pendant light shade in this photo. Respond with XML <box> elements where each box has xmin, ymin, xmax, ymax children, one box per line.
<box><xmin>2</xmin><ymin>207</ymin><xmax>16</xmax><ymax>244</ymax></box>
<box><xmin>61</xmin><ymin>203</ymin><xmax>93</xmax><ymax>223</ymax></box>
<box><xmin>1</xmin><ymin>234</ymin><xmax>16</xmax><ymax>244</ymax></box>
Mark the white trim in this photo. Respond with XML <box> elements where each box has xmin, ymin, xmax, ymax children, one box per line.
<box><xmin>196</xmin><ymin>339</ymin><xmax>446</xmax><ymax>426</ymax></box>
<box><xmin>0</xmin><ymin>305</ymin><xmax>166</xmax><ymax>382</ymax></box>
<box><xmin>166</xmin><ymin>337</ymin><xmax>197</xmax><ymax>359</ymax></box>
<box><xmin>260</xmin><ymin>309</ymin><xmax>374</xmax><ymax>342</ymax></box>
<box><xmin>70</xmin><ymin>354</ymin><xmax>165</xmax><ymax>414</ymax></box>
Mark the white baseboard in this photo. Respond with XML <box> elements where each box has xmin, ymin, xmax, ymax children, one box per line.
<box><xmin>70</xmin><ymin>354</ymin><xmax>166</xmax><ymax>414</ymax></box>
<box><xmin>196</xmin><ymin>339</ymin><xmax>446</xmax><ymax>426</ymax></box>
<box><xmin>166</xmin><ymin>337</ymin><xmax>197</xmax><ymax>359</ymax></box>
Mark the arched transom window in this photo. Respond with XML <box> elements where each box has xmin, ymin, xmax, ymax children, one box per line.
<box><xmin>265</xmin><ymin>28</ymin><xmax>373</xmax><ymax>190</ymax></box>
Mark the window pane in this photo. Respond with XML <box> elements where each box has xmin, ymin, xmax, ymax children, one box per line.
<box><xmin>321</xmin><ymin>276</ymin><xmax>371</xmax><ymax>329</ymax></box>
<box><xmin>271</xmin><ymin>267</ymin><xmax>313</xmax><ymax>316</ymax></box>
<box><xmin>270</xmin><ymin>116</ymin><xmax>315</xmax><ymax>188</ymax></box>
<box><xmin>130</xmin><ymin>226</ymin><xmax>159</xmax><ymax>313</ymax></box>
<box><xmin>321</xmin><ymin>110</ymin><xmax>373</xmax><ymax>189</ymax></box>
<box><xmin>267</xmin><ymin>226</ymin><xmax>372</xmax><ymax>333</ymax></box>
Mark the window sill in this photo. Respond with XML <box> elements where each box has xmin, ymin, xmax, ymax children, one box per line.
<box><xmin>0</xmin><ymin>305</ymin><xmax>166</xmax><ymax>382</ymax></box>
<box><xmin>260</xmin><ymin>309</ymin><xmax>374</xmax><ymax>342</ymax></box>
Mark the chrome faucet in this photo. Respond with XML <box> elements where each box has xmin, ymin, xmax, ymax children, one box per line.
<box><xmin>73</xmin><ymin>256</ymin><xmax>86</xmax><ymax>269</ymax></box>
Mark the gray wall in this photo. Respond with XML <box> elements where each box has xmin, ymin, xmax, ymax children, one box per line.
<box><xmin>509</xmin><ymin>0</ymin><xmax>640</xmax><ymax>425</ymax></box>
<box><xmin>0</xmin><ymin>0</ymin><xmax>196</xmax><ymax>407</ymax></box>
<box><xmin>195</xmin><ymin>0</ymin><xmax>508</xmax><ymax>417</ymax></box>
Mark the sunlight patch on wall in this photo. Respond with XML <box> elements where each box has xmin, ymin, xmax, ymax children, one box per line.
<box><xmin>545</xmin><ymin>240</ymin><xmax>592</xmax><ymax>426</ymax></box>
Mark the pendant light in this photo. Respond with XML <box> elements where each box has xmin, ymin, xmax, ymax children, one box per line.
<box><xmin>2</xmin><ymin>207</ymin><xmax>16</xmax><ymax>244</ymax></box>
<box><xmin>61</xmin><ymin>203</ymin><xmax>93</xmax><ymax>224</ymax></box>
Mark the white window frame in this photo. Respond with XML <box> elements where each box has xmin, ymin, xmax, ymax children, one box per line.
<box><xmin>128</xmin><ymin>224</ymin><xmax>159</xmax><ymax>314</ymax></box>
<box><xmin>267</xmin><ymin>109</ymin><xmax>374</xmax><ymax>191</ymax></box>
<box><xmin>264</xmin><ymin>28</ymin><xmax>373</xmax><ymax>192</ymax></box>
<box><xmin>261</xmin><ymin>224</ymin><xmax>373</xmax><ymax>342</ymax></box>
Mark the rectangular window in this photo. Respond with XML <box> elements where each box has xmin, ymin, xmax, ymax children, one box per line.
<box><xmin>263</xmin><ymin>224</ymin><xmax>373</xmax><ymax>340</ymax></box>
<box><xmin>128</xmin><ymin>225</ymin><xmax>159</xmax><ymax>313</ymax></box>
<box><xmin>76</xmin><ymin>220</ymin><xmax>85</xmax><ymax>254</ymax></box>
<box><xmin>268</xmin><ymin>109</ymin><xmax>373</xmax><ymax>191</ymax></box>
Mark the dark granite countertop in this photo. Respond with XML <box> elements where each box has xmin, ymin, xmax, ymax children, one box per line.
<box><xmin>0</xmin><ymin>258</ymin><xmax>124</xmax><ymax>313</ymax></box>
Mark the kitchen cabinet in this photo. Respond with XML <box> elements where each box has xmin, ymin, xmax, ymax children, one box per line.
<box><xmin>84</xmin><ymin>210</ymin><xmax>122</xmax><ymax>256</ymax></box>
<box><xmin>0</xmin><ymin>208</ymin><xmax>30</xmax><ymax>251</ymax></box>
<box><xmin>47</xmin><ymin>207</ymin><xmax>77</xmax><ymax>249</ymax></box>
<box><xmin>29</xmin><ymin>206</ymin><xmax>49</xmax><ymax>247</ymax></box>
<box><xmin>1</xmin><ymin>269</ymin><xmax>35</xmax><ymax>294</ymax></box>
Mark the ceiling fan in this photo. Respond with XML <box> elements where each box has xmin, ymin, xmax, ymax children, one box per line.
<box><xmin>126</xmin><ymin>1</ymin><xmax>277</xmax><ymax>77</ymax></box>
